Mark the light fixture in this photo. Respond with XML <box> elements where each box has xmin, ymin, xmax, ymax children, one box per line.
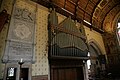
<box><xmin>18</xmin><ymin>58</ymin><xmax>24</xmax><ymax>80</ymax></box>
<box><xmin>83</xmin><ymin>20</ymin><xmax>91</xmax><ymax>25</ymax></box>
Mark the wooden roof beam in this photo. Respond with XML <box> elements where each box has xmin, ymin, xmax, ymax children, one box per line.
<box><xmin>32</xmin><ymin>0</ymin><xmax>104</xmax><ymax>33</ymax></box>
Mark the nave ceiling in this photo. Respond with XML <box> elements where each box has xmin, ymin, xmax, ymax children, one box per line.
<box><xmin>32</xmin><ymin>0</ymin><xmax>120</xmax><ymax>33</ymax></box>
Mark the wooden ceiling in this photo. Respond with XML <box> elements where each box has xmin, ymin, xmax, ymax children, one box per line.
<box><xmin>32</xmin><ymin>0</ymin><xmax>120</xmax><ymax>33</ymax></box>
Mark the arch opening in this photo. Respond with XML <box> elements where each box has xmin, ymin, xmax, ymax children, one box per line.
<box><xmin>87</xmin><ymin>41</ymin><xmax>104</xmax><ymax>79</ymax></box>
<box><xmin>116</xmin><ymin>20</ymin><xmax>120</xmax><ymax>45</ymax></box>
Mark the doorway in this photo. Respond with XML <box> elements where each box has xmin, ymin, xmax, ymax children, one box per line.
<box><xmin>20</xmin><ymin>68</ymin><xmax>29</xmax><ymax>80</ymax></box>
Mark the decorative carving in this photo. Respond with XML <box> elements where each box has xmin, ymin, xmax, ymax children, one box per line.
<box><xmin>94</xmin><ymin>8</ymin><xmax>100</xmax><ymax>17</ymax></box>
<box><xmin>7</xmin><ymin>7</ymin><xmax>36</xmax><ymax>42</ymax></box>
<box><xmin>14</xmin><ymin>7</ymin><xmax>35</xmax><ymax>23</ymax></box>
<box><xmin>14</xmin><ymin>23</ymin><xmax>31</xmax><ymax>39</ymax></box>
<box><xmin>2</xmin><ymin>5</ymin><xmax>36</xmax><ymax>63</ymax></box>
<box><xmin>99</xmin><ymin>0</ymin><xmax>107</xmax><ymax>8</ymax></box>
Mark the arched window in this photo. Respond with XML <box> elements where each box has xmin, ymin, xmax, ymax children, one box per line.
<box><xmin>117</xmin><ymin>22</ymin><xmax>120</xmax><ymax>45</ymax></box>
<box><xmin>117</xmin><ymin>23</ymin><xmax>120</xmax><ymax>37</ymax></box>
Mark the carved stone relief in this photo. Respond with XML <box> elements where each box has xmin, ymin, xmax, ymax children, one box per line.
<box><xmin>2</xmin><ymin>4</ymin><xmax>36</xmax><ymax>63</ymax></box>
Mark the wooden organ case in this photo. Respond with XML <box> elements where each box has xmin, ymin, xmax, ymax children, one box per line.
<box><xmin>48</xmin><ymin>9</ymin><xmax>89</xmax><ymax>80</ymax></box>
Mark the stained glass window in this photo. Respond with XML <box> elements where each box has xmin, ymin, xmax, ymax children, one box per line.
<box><xmin>117</xmin><ymin>22</ymin><xmax>120</xmax><ymax>45</ymax></box>
<box><xmin>117</xmin><ymin>23</ymin><xmax>120</xmax><ymax>37</ymax></box>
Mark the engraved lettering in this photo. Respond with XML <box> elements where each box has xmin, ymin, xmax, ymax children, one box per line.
<box><xmin>9</xmin><ymin>42</ymin><xmax>32</xmax><ymax>55</ymax></box>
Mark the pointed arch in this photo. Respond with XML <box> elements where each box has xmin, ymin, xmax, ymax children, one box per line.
<box><xmin>87</xmin><ymin>39</ymin><xmax>104</xmax><ymax>79</ymax></box>
<box><xmin>88</xmin><ymin>39</ymin><xmax>103</xmax><ymax>56</ymax></box>
<box><xmin>112</xmin><ymin>11</ymin><xmax>120</xmax><ymax>45</ymax></box>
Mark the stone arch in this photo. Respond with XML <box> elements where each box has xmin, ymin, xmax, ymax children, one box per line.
<box><xmin>87</xmin><ymin>39</ymin><xmax>103</xmax><ymax>78</ymax></box>
<box><xmin>88</xmin><ymin>39</ymin><xmax>103</xmax><ymax>56</ymax></box>
<box><xmin>112</xmin><ymin>10</ymin><xmax>120</xmax><ymax>32</ymax></box>
<box><xmin>111</xmin><ymin>11</ymin><xmax>120</xmax><ymax>45</ymax></box>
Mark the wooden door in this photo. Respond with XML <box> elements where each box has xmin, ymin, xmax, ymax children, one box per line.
<box><xmin>21</xmin><ymin>68</ymin><xmax>28</xmax><ymax>80</ymax></box>
<box><xmin>51</xmin><ymin>67</ymin><xmax>84</xmax><ymax>80</ymax></box>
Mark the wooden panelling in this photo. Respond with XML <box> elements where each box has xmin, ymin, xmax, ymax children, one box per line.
<box><xmin>50</xmin><ymin>67</ymin><xmax>84</xmax><ymax>80</ymax></box>
<box><xmin>78</xmin><ymin>0</ymin><xmax>88</xmax><ymax>10</ymax></box>
<box><xmin>77</xmin><ymin>8</ymin><xmax>84</xmax><ymax>20</ymax></box>
<box><xmin>84</xmin><ymin>13</ymin><xmax>91</xmax><ymax>23</ymax></box>
<box><xmin>52</xmin><ymin>0</ymin><xmax>65</xmax><ymax>8</ymax></box>
<box><xmin>65</xmin><ymin>0</ymin><xmax>75</xmax><ymax>13</ymax></box>
<box><xmin>68</xmin><ymin>0</ymin><xmax>78</xmax><ymax>4</ymax></box>
<box><xmin>86</xmin><ymin>1</ymin><xmax>95</xmax><ymax>15</ymax></box>
<box><xmin>32</xmin><ymin>75</ymin><xmax>48</xmax><ymax>80</ymax></box>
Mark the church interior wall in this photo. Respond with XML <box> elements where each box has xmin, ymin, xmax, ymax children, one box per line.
<box><xmin>84</xmin><ymin>26</ymin><xmax>106</xmax><ymax>55</ymax></box>
<box><xmin>0</xmin><ymin>0</ymin><xmax>106</xmax><ymax>79</ymax></box>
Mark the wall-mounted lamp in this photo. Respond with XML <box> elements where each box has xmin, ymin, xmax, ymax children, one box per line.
<box><xmin>18</xmin><ymin>58</ymin><xmax>24</xmax><ymax>80</ymax></box>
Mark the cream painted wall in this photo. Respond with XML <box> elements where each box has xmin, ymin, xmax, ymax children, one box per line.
<box><xmin>32</xmin><ymin>4</ymin><xmax>49</xmax><ymax>76</ymax></box>
<box><xmin>84</xmin><ymin>26</ymin><xmax>106</xmax><ymax>54</ymax></box>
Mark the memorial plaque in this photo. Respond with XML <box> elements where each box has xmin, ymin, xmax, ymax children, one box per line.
<box><xmin>9</xmin><ymin>41</ymin><xmax>33</xmax><ymax>55</ymax></box>
<box><xmin>3</xmin><ymin>5</ymin><xmax>36</xmax><ymax>63</ymax></box>
<box><xmin>7</xmin><ymin>7</ymin><xmax>35</xmax><ymax>43</ymax></box>
<box><xmin>10</xmin><ymin>19</ymin><xmax>34</xmax><ymax>43</ymax></box>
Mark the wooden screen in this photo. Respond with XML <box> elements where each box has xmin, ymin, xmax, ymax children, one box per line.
<box><xmin>51</xmin><ymin>67</ymin><xmax>84</xmax><ymax>80</ymax></box>
<box><xmin>50</xmin><ymin>59</ymin><xmax>84</xmax><ymax>80</ymax></box>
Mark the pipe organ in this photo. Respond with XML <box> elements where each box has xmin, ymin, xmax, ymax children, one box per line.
<box><xmin>48</xmin><ymin>9</ymin><xmax>89</xmax><ymax>59</ymax></box>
